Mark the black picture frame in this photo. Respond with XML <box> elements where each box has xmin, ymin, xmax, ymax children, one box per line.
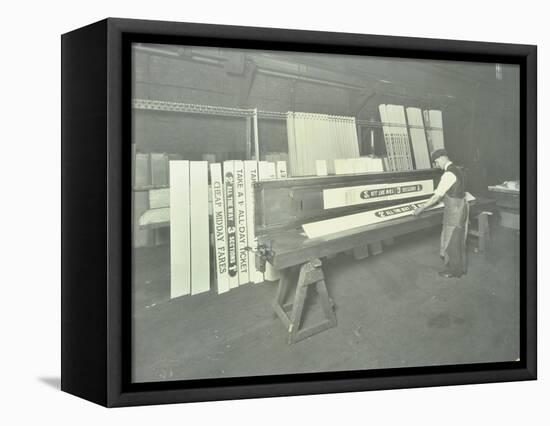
<box><xmin>61</xmin><ymin>17</ymin><xmax>537</xmax><ymax>407</ymax></box>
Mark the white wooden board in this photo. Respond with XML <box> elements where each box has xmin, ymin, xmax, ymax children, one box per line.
<box><xmin>169</xmin><ymin>160</ymin><xmax>191</xmax><ymax>298</ymax></box>
<box><xmin>305</xmin><ymin>192</ymin><xmax>475</xmax><ymax>239</ymax></box>
<box><xmin>287</xmin><ymin>112</ymin><xmax>360</xmax><ymax>177</ymax></box>
<box><xmin>367</xmin><ymin>157</ymin><xmax>385</xmax><ymax>172</ymax></box>
<box><xmin>223</xmin><ymin>161</ymin><xmax>239</xmax><ymax>289</ymax></box>
<box><xmin>352</xmin><ymin>158</ymin><xmax>370</xmax><ymax>174</ymax></box>
<box><xmin>406</xmin><ymin>107</ymin><xmax>432</xmax><ymax>169</ymax></box>
<box><xmin>378</xmin><ymin>104</ymin><xmax>396</xmax><ymax>171</ymax></box>
<box><xmin>304</xmin><ymin>200</ymin><xmax>442</xmax><ymax>239</ymax></box>
<box><xmin>151</xmin><ymin>153</ymin><xmax>168</xmax><ymax>186</ymax></box>
<box><xmin>424</xmin><ymin>109</ymin><xmax>446</xmax><ymax>152</ymax></box>
<box><xmin>323</xmin><ymin>179</ymin><xmax>434</xmax><ymax>209</ymax></box>
<box><xmin>139</xmin><ymin>207</ymin><xmax>169</xmax><ymax>227</ymax></box>
<box><xmin>245</xmin><ymin>161</ymin><xmax>264</xmax><ymax>283</ymax></box>
<box><xmin>234</xmin><ymin>161</ymin><xmax>250</xmax><ymax>285</ymax></box>
<box><xmin>135</xmin><ymin>152</ymin><xmax>150</xmax><ymax>188</ymax></box>
<box><xmin>190</xmin><ymin>161</ymin><xmax>210</xmax><ymax>295</ymax></box>
<box><xmin>276</xmin><ymin>161</ymin><xmax>288</xmax><ymax>179</ymax></box>
<box><xmin>334</xmin><ymin>159</ymin><xmax>354</xmax><ymax>175</ymax></box>
<box><xmin>316</xmin><ymin>160</ymin><xmax>328</xmax><ymax>176</ymax></box>
<box><xmin>210</xmin><ymin>163</ymin><xmax>230</xmax><ymax>294</ymax></box>
<box><xmin>148</xmin><ymin>188</ymin><xmax>170</xmax><ymax>209</ymax></box>
<box><xmin>133</xmin><ymin>191</ymin><xmax>150</xmax><ymax>248</ymax></box>
<box><xmin>259</xmin><ymin>161</ymin><xmax>277</xmax><ymax>180</ymax></box>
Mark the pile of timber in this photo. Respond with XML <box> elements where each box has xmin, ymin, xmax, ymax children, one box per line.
<box><xmin>379</xmin><ymin>104</ymin><xmax>414</xmax><ymax>171</ymax></box>
<box><xmin>406</xmin><ymin>107</ymin><xmax>432</xmax><ymax>170</ymax></box>
<box><xmin>287</xmin><ymin>112</ymin><xmax>360</xmax><ymax>177</ymax></box>
<box><xmin>378</xmin><ymin>104</ymin><xmax>446</xmax><ymax>171</ymax></box>
<box><xmin>423</xmin><ymin>109</ymin><xmax>446</xmax><ymax>153</ymax></box>
<box><xmin>169</xmin><ymin>159</ymin><xmax>287</xmax><ymax>298</ymax></box>
<box><xmin>134</xmin><ymin>151</ymin><xmax>182</xmax><ymax>248</ymax></box>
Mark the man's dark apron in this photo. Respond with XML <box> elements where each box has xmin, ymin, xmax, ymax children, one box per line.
<box><xmin>440</xmin><ymin>194</ymin><xmax>469</xmax><ymax>275</ymax></box>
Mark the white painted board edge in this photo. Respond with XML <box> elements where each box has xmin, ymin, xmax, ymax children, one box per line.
<box><xmin>210</xmin><ymin>163</ymin><xmax>230</xmax><ymax>294</ymax></box>
<box><xmin>223</xmin><ymin>161</ymin><xmax>239</xmax><ymax>289</ymax></box>
<box><xmin>190</xmin><ymin>161</ymin><xmax>210</xmax><ymax>295</ymax></box>
<box><xmin>169</xmin><ymin>160</ymin><xmax>191</xmax><ymax>298</ymax></box>
<box><xmin>234</xmin><ymin>160</ymin><xmax>250</xmax><ymax>286</ymax></box>
<box><xmin>305</xmin><ymin>192</ymin><xmax>475</xmax><ymax>239</ymax></box>
<box><xmin>245</xmin><ymin>161</ymin><xmax>264</xmax><ymax>283</ymax></box>
<box><xmin>276</xmin><ymin>160</ymin><xmax>288</xmax><ymax>179</ymax></box>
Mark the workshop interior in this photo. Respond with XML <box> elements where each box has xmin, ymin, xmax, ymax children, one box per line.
<box><xmin>131</xmin><ymin>43</ymin><xmax>520</xmax><ymax>383</ymax></box>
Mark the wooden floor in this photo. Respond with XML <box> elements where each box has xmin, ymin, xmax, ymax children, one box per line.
<box><xmin>132</xmin><ymin>225</ymin><xmax>520</xmax><ymax>383</ymax></box>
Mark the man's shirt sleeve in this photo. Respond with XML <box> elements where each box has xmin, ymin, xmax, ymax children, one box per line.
<box><xmin>433</xmin><ymin>171</ymin><xmax>457</xmax><ymax>197</ymax></box>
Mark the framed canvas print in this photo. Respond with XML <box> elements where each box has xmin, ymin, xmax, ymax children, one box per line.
<box><xmin>61</xmin><ymin>18</ymin><xmax>536</xmax><ymax>407</ymax></box>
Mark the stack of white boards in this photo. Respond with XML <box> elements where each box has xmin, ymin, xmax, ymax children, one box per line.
<box><xmin>378</xmin><ymin>104</ymin><xmax>414</xmax><ymax>171</ymax></box>
<box><xmin>287</xmin><ymin>112</ymin><xmax>360</xmax><ymax>177</ymax></box>
<box><xmin>169</xmin><ymin>159</ymin><xmax>289</xmax><ymax>298</ymax></box>
<box><xmin>134</xmin><ymin>151</ymin><xmax>182</xmax><ymax>248</ymax></box>
<box><xmin>169</xmin><ymin>161</ymin><xmax>210</xmax><ymax>298</ymax></box>
<box><xmin>258</xmin><ymin>161</ymin><xmax>277</xmax><ymax>180</ymax></box>
<box><xmin>422</xmin><ymin>109</ymin><xmax>446</xmax><ymax>153</ymax></box>
<box><xmin>379</xmin><ymin>105</ymin><xmax>446</xmax><ymax>171</ymax></box>
<box><xmin>216</xmin><ymin>160</ymin><xmax>279</xmax><ymax>292</ymax></box>
<box><xmin>405</xmin><ymin>107</ymin><xmax>432</xmax><ymax>169</ymax></box>
<box><xmin>331</xmin><ymin>157</ymin><xmax>385</xmax><ymax>175</ymax></box>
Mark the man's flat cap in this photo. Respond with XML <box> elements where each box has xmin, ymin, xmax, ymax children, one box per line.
<box><xmin>431</xmin><ymin>149</ymin><xmax>448</xmax><ymax>162</ymax></box>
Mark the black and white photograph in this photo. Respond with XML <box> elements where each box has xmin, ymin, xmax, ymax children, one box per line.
<box><xmin>131</xmin><ymin>43</ymin><xmax>522</xmax><ymax>383</ymax></box>
<box><xmin>3</xmin><ymin>0</ymin><xmax>546</xmax><ymax>420</ymax></box>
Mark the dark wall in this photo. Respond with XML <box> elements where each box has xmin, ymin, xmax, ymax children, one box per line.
<box><xmin>132</xmin><ymin>47</ymin><xmax>520</xmax><ymax>193</ymax></box>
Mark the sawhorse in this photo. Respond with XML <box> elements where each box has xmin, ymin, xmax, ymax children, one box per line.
<box><xmin>272</xmin><ymin>258</ymin><xmax>337</xmax><ymax>344</ymax></box>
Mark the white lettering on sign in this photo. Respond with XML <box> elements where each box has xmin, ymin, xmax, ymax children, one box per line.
<box><xmin>304</xmin><ymin>192</ymin><xmax>475</xmax><ymax>239</ymax></box>
<box><xmin>323</xmin><ymin>179</ymin><xmax>434</xmax><ymax>209</ymax></box>
<box><xmin>210</xmin><ymin>163</ymin><xmax>229</xmax><ymax>293</ymax></box>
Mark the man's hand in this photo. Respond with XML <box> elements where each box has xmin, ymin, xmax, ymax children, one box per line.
<box><xmin>413</xmin><ymin>206</ymin><xmax>425</xmax><ymax>217</ymax></box>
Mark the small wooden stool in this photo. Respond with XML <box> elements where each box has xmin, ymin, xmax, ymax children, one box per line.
<box><xmin>469</xmin><ymin>211</ymin><xmax>493</xmax><ymax>253</ymax></box>
<box><xmin>272</xmin><ymin>258</ymin><xmax>337</xmax><ymax>344</ymax></box>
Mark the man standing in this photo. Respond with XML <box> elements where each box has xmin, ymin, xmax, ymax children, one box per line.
<box><xmin>414</xmin><ymin>149</ymin><xmax>469</xmax><ymax>278</ymax></box>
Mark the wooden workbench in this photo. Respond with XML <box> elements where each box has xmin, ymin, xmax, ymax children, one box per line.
<box><xmin>261</xmin><ymin>197</ymin><xmax>495</xmax><ymax>344</ymax></box>
<box><xmin>262</xmin><ymin>197</ymin><xmax>494</xmax><ymax>270</ymax></box>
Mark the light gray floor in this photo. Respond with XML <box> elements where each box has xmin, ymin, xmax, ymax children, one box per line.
<box><xmin>132</xmin><ymin>225</ymin><xmax>520</xmax><ymax>383</ymax></box>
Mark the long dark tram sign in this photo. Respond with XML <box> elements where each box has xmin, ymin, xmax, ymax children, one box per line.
<box><xmin>323</xmin><ymin>179</ymin><xmax>434</xmax><ymax>209</ymax></box>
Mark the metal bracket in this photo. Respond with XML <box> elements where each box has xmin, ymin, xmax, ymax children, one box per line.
<box><xmin>254</xmin><ymin>240</ymin><xmax>273</xmax><ymax>273</ymax></box>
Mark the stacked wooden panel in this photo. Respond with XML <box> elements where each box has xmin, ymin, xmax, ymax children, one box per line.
<box><xmin>169</xmin><ymin>161</ymin><xmax>211</xmax><ymax>298</ymax></box>
<box><xmin>168</xmin><ymin>157</ymin><xmax>292</xmax><ymax>297</ymax></box>
<box><xmin>151</xmin><ymin>153</ymin><xmax>168</xmax><ymax>186</ymax></box>
<box><xmin>234</xmin><ymin>161</ymin><xmax>249</xmax><ymax>285</ymax></box>
<box><xmin>244</xmin><ymin>161</ymin><xmax>264</xmax><ymax>283</ymax></box>
<box><xmin>379</xmin><ymin>104</ymin><xmax>413</xmax><ymax>171</ymax></box>
<box><xmin>258</xmin><ymin>161</ymin><xmax>277</xmax><ymax>180</ymax></box>
<box><xmin>315</xmin><ymin>160</ymin><xmax>328</xmax><ymax>176</ymax></box>
<box><xmin>189</xmin><ymin>161</ymin><xmax>210</xmax><ymax>295</ymax></box>
<box><xmin>423</xmin><ymin>109</ymin><xmax>446</xmax><ymax>153</ymax></box>
<box><xmin>287</xmin><ymin>112</ymin><xmax>360</xmax><ymax>177</ymax></box>
<box><xmin>134</xmin><ymin>152</ymin><xmax>183</xmax><ymax>248</ymax></box>
<box><xmin>276</xmin><ymin>161</ymin><xmax>288</xmax><ymax>178</ymax></box>
<box><xmin>210</xmin><ymin>163</ymin><xmax>229</xmax><ymax>294</ymax></box>
<box><xmin>406</xmin><ymin>107</ymin><xmax>432</xmax><ymax>169</ymax></box>
<box><xmin>169</xmin><ymin>161</ymin><xmax>191</xmax><ymax>298</ymax></box>
<box><xmin>223</xmin><ymin>160</ymin><xmax>239</xmax><ymax>290</ymax></box>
